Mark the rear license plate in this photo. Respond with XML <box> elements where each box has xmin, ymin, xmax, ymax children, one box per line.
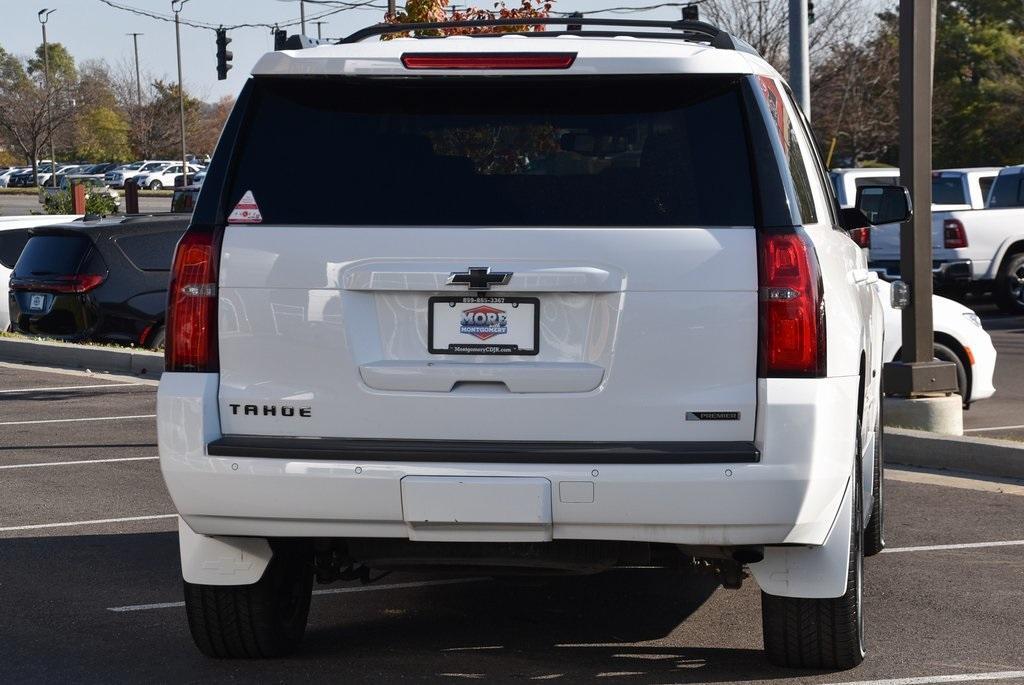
<box><xmin>28</xmin><ymin>294</ymin><xmax>45</xmax><ymax>311</ymax></box>
<box><xmin>428</xmin><ymin>296</ymin><xmax>539</xmax><ymax>355</ymax></box>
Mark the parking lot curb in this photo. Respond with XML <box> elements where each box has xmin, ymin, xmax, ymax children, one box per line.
<box><xmin>0</xmin><ymin>337</ymin><xmax>163</xmax><ymax>378</ymax></box>
<box><xmin>886</xmin><ymin>427</ymin><xmax>1024</xmax><ymax>480</ymax></box>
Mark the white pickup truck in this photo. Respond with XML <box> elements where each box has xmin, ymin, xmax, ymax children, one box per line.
<box><xmin>869</xmin><ymin>164</ymin><xmax>1024</xmax><ymax>313</ymax></box>
<box><xmin>830</xmin><ymin>167</ymin><xmax>999</xmax><ymax>212</ymax></box>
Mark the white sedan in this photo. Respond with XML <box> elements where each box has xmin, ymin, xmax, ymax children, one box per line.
<box><xmin>877</xmin><ymin>280</ymin><xmax>996</xmax><ymax>406</ymax></box>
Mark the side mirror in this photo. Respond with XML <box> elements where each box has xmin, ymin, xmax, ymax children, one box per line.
<box><xmin>855</xmin><ymin>184</ymin><xmax>913</xmax><ymax>225</ymax></box>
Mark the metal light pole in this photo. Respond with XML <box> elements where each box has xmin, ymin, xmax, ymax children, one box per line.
<box><xmin>313</xmin><ymin>20</ymin><xmax>326</xmax><ymax>39</ymax></box>
<box><xmin>883</xmin><ymin>0</ymin><xmax>957</xmax><ymax>398</ymax></box>
<box><xmin>38</xmin><ymin>9</ymin><xmax>57</xmax><ymax>188</ymax></box>
<box><xmin>388</xmin><ymin>0</ymin><xmax>396</xmax><ymax>18</ymax></box>
<box><xmin>788</xmin><ymin>0</ymin><xmax>810</xmax><ymax>115</ymax></box>
<box><xmin>300</xmin><ymin>0</ymin><xmax>306</xmax><ymax>35</ymax></box>
<box><xmin>172</xmin><ymin>0</ymin><xmax>189</xmax><ymax>182</ymax></box>
<box><xmin>127</xmin><ymin>33</ymin><xmax>143</xmax><ymax>110</ymax></box>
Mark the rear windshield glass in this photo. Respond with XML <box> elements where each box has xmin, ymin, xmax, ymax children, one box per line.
<box><xmin>225</xmin><ymin>76</ymin><xmax>755</xmax><ymax>226</ymax></box>
<box><xmin>932</xmin><ymin>176</ymin><xmax>967</xmax><ymax>205</ymax></box>
<box><xmin>13</xmin><ymin>235</ymin><xmax>92</xmax><ymax>277</ymax></box>
<box><xmin>988</xmin><ymin>173</ymin><xmax>1024</xmax><ymax>208</ymax></box>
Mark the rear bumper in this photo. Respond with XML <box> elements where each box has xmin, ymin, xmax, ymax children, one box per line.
<box><xmin>870</xmin><ymin>258</ymin><xmax>975</xmax><ymax>287</ymax></box>
<box><xmin>158</xmin><ymin>373</ymin><xmax>858</xmax><ymax>548</ymax></box>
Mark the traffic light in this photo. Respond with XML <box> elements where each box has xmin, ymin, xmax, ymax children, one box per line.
<box><xmin>808</xmin><ymin>1</ymin><xmax>816</xmax><ymax>23</ymax></box>
<box><xmin>682</xmin><ymin>3</ymin><xmax>699</xmax><ymax>20</ymax></box>
<box><xmin>274</xmin><ymin>28</ymin><xmax>288</xmax><ymax>51</ymax></box>
<box><xmin>216</xmin><ymin>28</ymin><xmax>232</xmax><ymax>80</ymax></box>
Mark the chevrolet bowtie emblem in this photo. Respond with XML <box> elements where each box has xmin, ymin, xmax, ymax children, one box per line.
<box><xmin>446</xmin><ymin>267</ymin><xmax>513</xmax><ymax>290</ymax></box>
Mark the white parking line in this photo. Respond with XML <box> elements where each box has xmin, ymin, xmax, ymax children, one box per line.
<box><xmin>884</xmin><ymin>540</ymin><xmax>1024</xmax><ymax>554</ymax></box>
<box><xmin>0</xmin><ymin>456</ymin><xmax>158</xmax><ymax>470</ymax></box>
<box><xmin>0</xmin><ymin>414</ymin><xmax>156</xmax><ymax>426</ymax></box>
<box><xmin>963</xmin><ymin>424</ymin><xmax>1024</xmax><ymax>433</ymax></box>
<box><xmin>107</xmin><ymin>577</ymin><xmax>488</xmax><ymax>612</ymax></box>
<box><xmin>829</xmin><ymin>670</ymin><xmax>1024</xmax><ymax>685</ymax></box>
<box><xmin>0</xmin><ymin>383</ymin><xmax>146</xmax><ymax>394</ymax></box>
<box><xmin>0</xmin><ymin>514</ymin><xmax>176</xmax><ymax>533</ymax></box>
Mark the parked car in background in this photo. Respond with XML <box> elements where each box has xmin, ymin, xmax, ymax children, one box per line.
<box><xmin>830</xmin><ymin>167</ymin><xmax>901</xmax><ymax>207</ymax></box>
<box><xmin>8</xmin><ymin>164</ymin><xmax>56</xmax><ymax>187</ymax></box>
<box><xmin>36</xmin><ymin>164</ymin><xmax>80</xmax><ymax>188</ymax></box>
<box><xmin>831</xmin><ymin>167</ymin><xmax>999</xmax><ymax>211</ymax></box>
<box><xmin>930</xmin><ymin>167</ymin><xmax>1001</xmax><ymax>209</ymax></box>
<box><xmin>105</xmin><ymin>161</ymin><xmax>176</xmax><ymax>188</ymax></box>
<box><xmin>135</xmin><ymin>163</ymin><xmax>204</xmax><ymax>190</ymax></box>
<box><xmin>0</xmin><ymin>166</ymin><xmax>30</xmax><ymax>187</ymax></box>
<box><xmin>81</xmin><ymin>162</ymin><xmax>120</xmax><ymax>176</ymax></box>
<box><xmin>876</xmin><ymin>280</ymin><xmax>996</xmax><ymax>407</ymax></box>
<box><xmin>39</xmin><ymin>175</ymin><xmax>121</xmax><ymax>210</ymax></box>
<box><xmin>8</xmin><ymin>214</ymin><xmax>189</xmax><ymax>348</ymax></box>
<box><xmin>870</xmin><ymin>164</ymin><xmax>1024</xmax><ymax>311</ymax></box>
<box><xmin>0</xmin><ymin>214</ymin><xmax>83</xmax><ymax>331</ymax></box>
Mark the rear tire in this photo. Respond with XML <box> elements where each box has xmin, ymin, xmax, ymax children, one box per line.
<box><xmin>761</xmin><ymin>462</ymin><xmax>865</xmax><ymax>670</ymax></box>
<box><xmin>183</xmin><ymin>543</ymin><xmax>313</xmax><ymax>658</ymax></box>
<box><xmin>932</xmin><ymin>342</ymin><xmax>968</xmax><ymax>401</ymax></box>
<box><xmin>994</xmin><ymin>252</ymin><xmax>1024</xmax><ymax>315</ymax></box>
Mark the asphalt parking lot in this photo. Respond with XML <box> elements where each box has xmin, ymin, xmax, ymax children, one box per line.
<box><xmin>2</xmin><ymin>361</ymin><xmax>1023</xmax><ymax>684</ymax></box>
<box><xmin>966</xmin><ymin>305</ymin><xmax>1024</xmax><ymax>441</ymax></box>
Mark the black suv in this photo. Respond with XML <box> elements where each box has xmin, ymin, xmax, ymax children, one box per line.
<box><xmin>9</xmin><ymin>214</ymin><xmax>189</xmax><ymax>348</ymax></box>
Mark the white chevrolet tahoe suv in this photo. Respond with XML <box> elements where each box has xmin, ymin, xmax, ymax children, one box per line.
<box><xmin>158</xmin><ymin>18</ymin><xmax>897</xmax><ymax>669</ymax></box>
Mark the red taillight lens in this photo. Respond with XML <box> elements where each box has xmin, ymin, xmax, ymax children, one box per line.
<box><xmin>943</xmin><ymin>219</ymin><xmax>968</xmax><ymax>248</ymax></box>
<box><xmin>11</xmin><ymin>273</ymin><xmax>105</xmax><ymax>293</ymax></box>
<box><xmin>401</xmin><ymin>53</ymin><xmax>576</xmax><ymax>70</ymax></box>
<box><xmin>166</xmin><ymin>230</ymin><xmax>219</xmax><ymax>372</ymax></box>
<box><xmin>849</xmin><ymin>226</ymin><xmax>871</xmax><ymax>249</ymax></box>
<box><xmin>758</xmin><ymin>231</ymin><xmax>826</xmax><ymax>377</ymax></box>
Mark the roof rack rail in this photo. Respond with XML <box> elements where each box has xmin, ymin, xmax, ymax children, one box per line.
<box><xmin>338</xmin><ymin>17</ymin><xmax>757</xmax><ymax>54</ymax></box>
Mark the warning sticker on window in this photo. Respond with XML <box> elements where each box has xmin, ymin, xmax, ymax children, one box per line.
<box><xmin>227</xmin><ymin>190</ymin><xmax>263</xmax><ymax>224</ymax></box>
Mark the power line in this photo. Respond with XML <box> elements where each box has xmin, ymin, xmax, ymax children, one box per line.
<box><xmin>95</xmin><ymin>0</ymin><xmax>385</xmax><ymax>34</ymax></box>
<box><xmin>555</xmin><ymin>0</ymin><xmax>711</xmax><ymax>16</ymax></box>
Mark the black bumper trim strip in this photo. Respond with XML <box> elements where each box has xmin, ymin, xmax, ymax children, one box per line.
<box><xmin>207</xmin><ymin>436</ymin><xmax>760</xmax><ymax>464</ymax></box>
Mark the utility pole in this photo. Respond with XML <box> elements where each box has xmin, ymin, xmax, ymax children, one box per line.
<box><xmin>788</xmin><ymin>0</ymin><xmax>810</xmax><ymax>115</ymax></box>
<box><xmin>883</xmin><ymin>0</ymin><xmax>959</xmax><ymax>425</ymax></box>
<box><xmin>38</xmin><ymin>9</ymin><xmax>57</xmax><ymax>188</ymax></box>
<box><xmin>127</xmin><ymin>33</ymin><xmax>143</xmax><ymax>110</ymax></box>
<box><xmin>313</xmin><ymin>20</ymin><xmax>326</xmax><ymax>39</ymax></box>
<box><xmin>300</xmin><ymin>0</ymin><xmax>306</xmax><ymax>35</ymax></box>
<box><xmin>172</xmin><ymin>0</ymin><xmax>189</xmax><ymax>182</ymax></box>
<box><xmin>388</xmin><ymin>0</ymin><xmax>396</xmax><ymax>18</ymax></box>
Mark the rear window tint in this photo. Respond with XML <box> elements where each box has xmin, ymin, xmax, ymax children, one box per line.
<box><xmin>932</xmin><ymin>176</ymin><xmax>967</xmax><ymax>205</ymax></box>
<box><xmin>0</xmin><ymin>229</ymin><xmax>30</xmax><ymax>269</ymax></box>
<box><xmin>224</xmin><ymin>76</ymin><xmax>756</xmax><ymax>227</ymax></box>
<box><xmin>988</xmin><ymin>173</ymin><xmax>1024</xmax><ymax>208</ymax></box>
<box><xmin>13</xmin><ymin>235</ymin><xmax>92</xmax><ymax>277</ymax></box>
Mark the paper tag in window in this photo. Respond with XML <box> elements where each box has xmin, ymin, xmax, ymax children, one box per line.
<box><xmin>227</xmin><ymin>190</ymin><xmax>263</xmax><ymax>224</ymax></box>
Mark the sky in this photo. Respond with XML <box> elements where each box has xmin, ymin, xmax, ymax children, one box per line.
<box><xmin>0</xmin><ymin>0</ymin><xmax>698</xmax><ymax>102</ymax></box>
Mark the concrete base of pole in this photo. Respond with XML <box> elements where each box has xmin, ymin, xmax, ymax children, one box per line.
<box><xmin>883</xmin><ymin>394</ymin><xmax>963</xmax><ymax>436</ymax></box>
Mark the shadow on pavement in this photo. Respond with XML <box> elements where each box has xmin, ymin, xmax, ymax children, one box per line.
<box><xmin>0</xmin><ymin>532</ymin><xmax>817</xmax><ymax>683</ymax></box>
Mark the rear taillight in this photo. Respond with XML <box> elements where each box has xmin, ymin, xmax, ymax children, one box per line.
<box><xmin>943</xmin><ymin>219</ymin><xmax>968</xmax><ymax>248</ymax></box>
<box><xmin>758</xmin><ymin>231</ymin><xmax>826</xmax><ymax>377</ymax></box>
<box><xmin>10</xmin><ymin>273</ymin><xmax>105</xmax><ymax>293</ymax></box>
<box><xmin>401</xmin><ymin>53</ymin><xmax>576</xmax><ymax>70</ymax></box>
<box><xmin>166</xmin><ymin>230</ymin><xmax>219</xmax><ymax>372</ymax></box>
<box><xmin>849</xmin><ymin>226</ymin><xmax>871</xmax><ymax>249</ymax></box>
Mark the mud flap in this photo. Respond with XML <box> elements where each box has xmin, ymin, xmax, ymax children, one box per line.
<box><xmin>747</xmin><ymin>474</ymin><xmax>853</xmax><ymax>599</ymax></box>
<box><xmin>178</xmin><ymin>517</ymin><xmax>273</xmax><ymax>586</ymax></box>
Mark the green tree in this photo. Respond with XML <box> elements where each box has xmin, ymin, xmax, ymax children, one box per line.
<box><xmin>932</xmin><ymin>0</ymin><xmax>1024</xmax><ymax>166</ymax></box>
<box><xmin>74</xmin><ymin>106</ymin><xmax>132</xmax><ymax>162</ymax></box>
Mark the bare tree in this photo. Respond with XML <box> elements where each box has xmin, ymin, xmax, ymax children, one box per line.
<box><xmin>701</xmin><ymin>0</ymin><xmax>872</xmax><ymax>74</ymax></box>
<box><xmin>0</xmin><ymin>46</ymin><xmax>77</xmax><ymax>181</ymax></box>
